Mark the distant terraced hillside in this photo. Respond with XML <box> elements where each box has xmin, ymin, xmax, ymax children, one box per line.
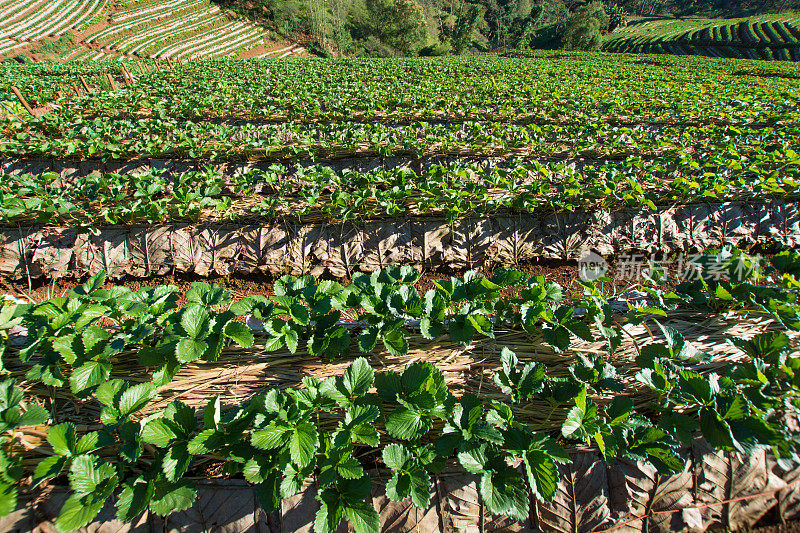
<box><xmin>604</xmin><ymin>14</ymin><xmax>800</xmax><ymax>61</ymax></box>
<box><xmin>0</xmin><ymin>0</ymin><xmax>306</xmax><ymax>61</ymax></box>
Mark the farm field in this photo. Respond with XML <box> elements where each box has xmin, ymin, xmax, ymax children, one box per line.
<box><xmin>1</xmin><ymin>53</ymin><xmax>800</xmax><ymax>532</ymax></box>
<box><xmin>604</xmin><ymin>14</ymin><xmax>800</xmax><ymax>61</ymax></box>
<box><xmin>0</xmin><ymin>0</ymin><xmax>306</xmax><ymax>61</ymax></box>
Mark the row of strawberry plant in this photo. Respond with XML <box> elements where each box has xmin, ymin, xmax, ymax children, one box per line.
<box><xmin>1</xmin><ymin>248</ymin><xmax>800</xmax><ymax>530</ymax></box>
<box><xmin>4</xmin><ymin>111</ymin><xmax>797</xmax><ymax>161</ymax></box>
<box><xmin>2</xmin><ymin>140</ymin><xmax>800</xmax><ymax>226</ymax></box>
<box><xmin>52</xmin><ymin>55</ymin><xmax>800</xmax><ymax>125</ymax></box>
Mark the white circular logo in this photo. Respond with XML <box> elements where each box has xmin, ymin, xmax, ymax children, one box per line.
<box><xmin>578</xmin><ymin>250</ymin><xmax>609</xmax><ymax>282</ymax></box>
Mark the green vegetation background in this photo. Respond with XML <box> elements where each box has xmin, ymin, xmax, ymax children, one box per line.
<box><xmin>209</xmin><ymin>0</ymin><xmax>800</xmax><ymax>56</ymax></box>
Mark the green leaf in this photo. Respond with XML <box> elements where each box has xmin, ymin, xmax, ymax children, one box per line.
<box><xmin>55</xmin><ymin>493</ymin><xmax>108</xmax><ymax>533</ymax></box>
<box><xmin>457</xmin><ymin>442</ymin><xmax>488</xmax><ymax>474</ymax></box>
<box><xmin>252</xmin><ymin>424</ymin><xmax>288</xmax><ymax>450</ymax></box>
<box><xmin>385</xmin><ymin>473</ymin><xmax>410</xmax><ymax>503</ymax></box>
<box><xmin>68</xmin><ymin>455</ymin><xmax>111</xmax><ymax>495</ymax></box>
<box><xmin>524</xmin><ymin>448</ymin><xmax>558</xmax><ymax>501</ymax></box>
<box><xmin>700</xmin><ymin>407</ymin><xmax>736</xmax><ymax>450</ymax></box>
<box><xmin>47</xmin><ymin>422</ymin><xmax>77</xmax><ymax>456</ymax></box>
<box><xmin>375</xmin><ymin>371</ymin><xmax>401</xmax><ymax>402</ymax></box>
<box><xmin>315</xmin><ymin>492</ymin><xmax>343</xmax><ymax>533</ymax></box>
<box><xmin>0</xmin><ymin>481</ymin><xmax>16</xmax><ymax>518</ymax></box>
<box><xmin>255</xmin><ymin>473</ymin><xmax>282</xmax><ymax>512</ymax></box>
<box><xmin>357</xmin><ymin>327</ymin><xmax>379</xmax><ymax>353</ymax></box>
<box><xmin>69</xmin><ymin>360</ymin><xmax>112</xmax><ymax>395</ymax></box>
<box><xmin>337</xmin><ymin>455</ymin><xmax>364</xmax><ymax>480</ymax></box>
<box><xmin>543</xmin><ymin>325</ymin><xmax>570</xmax><ymax>352</ymax></box>
<box><xmin>224</xmin><ymin>321</ymin><xmax>254</xmax><ymax>348</ymax></box>
<box><xmin>116</xmin><ymin>479</ymin><xmax>154</xmax><ymax>522</ymax></box>
<box><xmin>561</xmin><ymin>394</ymin><xmax>599</xmax><ymax>442</ymax></box>
<box><xmin>290</xmin><ymin>422</ymin><xmax>319</xmax><ymax>467</ymax></box>
<box><xmin>33</xmin><ymin>455</ymin><xmax>67</xmax><ymax>485</ymax></box>
<box><xmin>176</xmin><ymin>338</ymin><xmax>209</xmax><ymax>363</ymax></box>
<box><xmin>383</xmin><ymin>330</ymin><xmax>408</xmax><ymax>357</ymax></box>
<box><xmin>480</xmin><ymin>469</ymin><xmax>528</xmax><ymax>521</ymax></box>
<box><xmin>204</xmin><ymin>395</ymin><xmax>222</xmax><ymax>430</ymax></box>
<box><xmin>284</xmin><ymin>328</ymin><xmax>299</xmax><ymax>353</ymax></box>
<box><xmin>342</xmin><ymin>501</ymin><xmax>380</xmax><ymax>533</ymax></box>
<box><xmin>342</xmin><ymin>358</ymin><xmax>374</xmax><ymax>398</ymax></box>
<box><xmin>149</xmin><ymin>480</ymin><xmax>197</xmax><ymax>516</ymax></box>
<box><xmin>382</xmin><ymin>443</ymin><xmax>411</xmax><ymax>472</ymax></box>
<box><xmin>162</xmin><ymin>443</ymin><xmax>192</xmax><ymax>482</ymax></box>
<box><xmin>74</xmin><ymin>431</ymin><xmax>113</xmax><ymax>455</ymax></box>
<box><xmin>188</xmin><ymin>429</ymin><xmax>225</xmax><ymax>455</ymax></box>
<box><xmin>386</xmin><ymin>408</ymin><xmax>431</xmax><ymax>441</ymax></box>
<box><xmin>141</xmin><ymin>419</ymin><xmax>177</xmax><ymax>447</ymax></box>
<box><xmin>408</xmin><ymin>468</ymin><xmax>432</xmax><ymax>509</ymax></box>
<box><xmin>180</xmin><ymin>305</ymin><xmax>210</xmax><ymax>340</ymax></box>
<box><xmin>18</xmin><ymin>404</ymin><xmax>48</xmax><ymax>427</ymax></box>
<box><xmin>164</xmin><ymin>400</ymin><xmax>197</xmax><ymax>436</ymax></box>
<box><xmin>152</xmin><ymin>360</ymin><xmax>181</xmax><ymax>387</ymax></box>
<box><xmin>245</xmin><ymin>455</ymin><xmax>275</xmax><ymax>484</ymax></box>
<box><xmin>118</xmin><ymin>382</ymin><xmax>156</xmax><ymax>417</ymax></box>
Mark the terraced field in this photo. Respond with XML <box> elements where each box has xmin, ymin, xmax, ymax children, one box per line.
<box><xmin>0</xmin><ymin>0</ymin><xmax>108</xmax><ymax>57</ymax></box>
<box><xmin>0</xmin><ymin>0</ymin><xmax>306</xmax><ymax>61</ymax></box>
<box><xmin>1</xmin><ymin>54</ymin><xmax>800</xmax><ymax>532</ymax></box>
<box><xmin>605</xmin><ymin>14</ymin><xmax>800</xmax><ymax>61</ymax></box>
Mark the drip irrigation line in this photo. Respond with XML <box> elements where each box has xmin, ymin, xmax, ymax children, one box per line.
<box><xmin>0</xmin><ymin>100</ymin><xmax>23</xmax><ymax>121</ymax></box>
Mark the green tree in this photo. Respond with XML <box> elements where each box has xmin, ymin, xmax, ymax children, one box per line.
<box><xmin>364</xmin><ymin>0</ymin><xmax>429</xmax><ymax>55</ymax></box>
<box><xmin>438</xmin><ymin>2</ymin><xmax>483</xmax><ymax>53</ymax></box>
<box><xmin>561</xmin><ymin>1</ymin><xmax>608</xmax><ymax>50</ymax></box>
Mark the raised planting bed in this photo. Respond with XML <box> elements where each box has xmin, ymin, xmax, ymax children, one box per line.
<box><xmin>1</xmin><ymin>249</ymin><xmax>800</xmax><ymax>531</ymax></box>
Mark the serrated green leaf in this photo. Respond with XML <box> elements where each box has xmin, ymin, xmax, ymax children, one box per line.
<box><xmin>382</xmin><ymin>443</ymin><xmax>411</xmax><ymax>472</ymax></box>
<box><xmin>342</xmin><ymin>358</ymin><xmax>374</xmax><ymax>398</ymax></box>
<box><xmin>33</xmin><ymin>455</ymin><xmax>66</xmax><ymax>485</ymax></box>
<box><xmin>290</xmin><ymin>422</ymin><xmax>318</xmax><ymax>467</ymax></box>
<box><xmin>385</xmin><ymin>408</ymin><xmax>430</xmax><ymax>441</ymax></box>
<box><xmin>175</xmin><ymin>338</ymin><xmax>209</xmax><ymax>363</ymax></box>
<box><xmin>47</xmin><ymin>422</ymin><xmax>76</xmax><ymax>456</ymax></box>
<box><xmin>524</xmin><ymin>448</ymin><xmax>558</xmax><ymax>501</ymax></box>
<box><xmin>342</xmin><ymin>501</ymin><xmax>380</xmax><ymax>533</ymax></box>
<box><xmin>118</xmin><ymin>382</ymin><xmax>156</xmax><ymax>417</ymax></box>
<box><xmin>149</xmin><ymin>481</ymin><xmax>197</xmax><ymax>516</ymax></box>
<box><xmin>224</xmin><ymin>321</ymin><xmax>254</xmax><ymax>348</ymax></box>
<box><xmin>204</xmin><ymin>395</ymin><xmax>221</xmax><ymax>430</ymax></box>
<box><xmin>0</xmin><ymin>481</ymin><xmax>17</xmax><ymax>518</ymax></box>
<box><xmin>162</xmin><ymin>443</ymin><xmax>192</xmax><ymax>482</ymax></box>
<box><xmin>141</xmin><ymin>418</ymin><xmax>177</xmax><ymax>447</ymax></box>
<box><xmin>180</xmin><ymin>305</ymin><xmax>210</xmax><ymax>340</ymax></box>
<box><xmin>116</xmin><ymin>479</ymin><xmax>154</xmax><ymax>523</ymax></box>
<box><xmin>480</xmin><ymin>469</ymin><xmax>528</xmax><ymax>521</ymax></box>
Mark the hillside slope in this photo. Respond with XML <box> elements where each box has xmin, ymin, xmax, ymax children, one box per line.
<box><xmin>604</xmin><ymin>14</ymin><xmax>800</xmax><ymax>61</ymax></box>
<box><xmin>0</xmin><ymin>0</ymin><xmax>307</xmax><ymax>61</ymax></box>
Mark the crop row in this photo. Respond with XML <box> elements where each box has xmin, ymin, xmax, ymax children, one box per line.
<box><xmin>3</xmin><ymin>109</ymin><xmax>798</xmax><ymax>162</ymax></box>
<box><xmin>5</xmin><ymin>55</ymin><xmax>798</xmax><ymax>123</ymax></box>
<box><xmin>77</xmin><ymin>0</ymin><xmax>281</xmax><ymax>60</ymax></box>
<box><xmin>1</xmin><ymin>249</ymin><xmax>799</xmax><ymax>530</ymax></box>
<box><xmin>1</xmin><ymin>142</ymin><xmax>799</xmax><ymax>226</ymax></box>
<box><xmin>0</xmin><ymin>61</ymin><xmax>164</xmax><ymax>107</ymax></box>
<box><xmin>604</xmin><ymin>16</ymin><xmax>800</xmax><ymax>61</ymax></box>
<box><xmin>0</xmin><ymin>0</ymin><xmax>106</xmax><ymax>56</ymax></box>
<box><xmin>44</xmin><ymin>55</ymin><xmax>800</xmax><ymax>125</ymax></box>
<box><xmin>605</xmin><ymin>39</ymin><xmax>800</xmax><ymax>62</ymax></box>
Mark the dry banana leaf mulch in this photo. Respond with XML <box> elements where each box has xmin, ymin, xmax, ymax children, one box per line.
<box><xmin>1</xmin><ymin>198</ymin><xmax>798</xmax><ymax>280</ymax></box>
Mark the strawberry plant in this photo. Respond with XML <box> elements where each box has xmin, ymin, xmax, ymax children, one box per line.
<box><xmin>0</xmin><ymin>250</ymin><xmax>798</xmax><ymax>530</ymax></box>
